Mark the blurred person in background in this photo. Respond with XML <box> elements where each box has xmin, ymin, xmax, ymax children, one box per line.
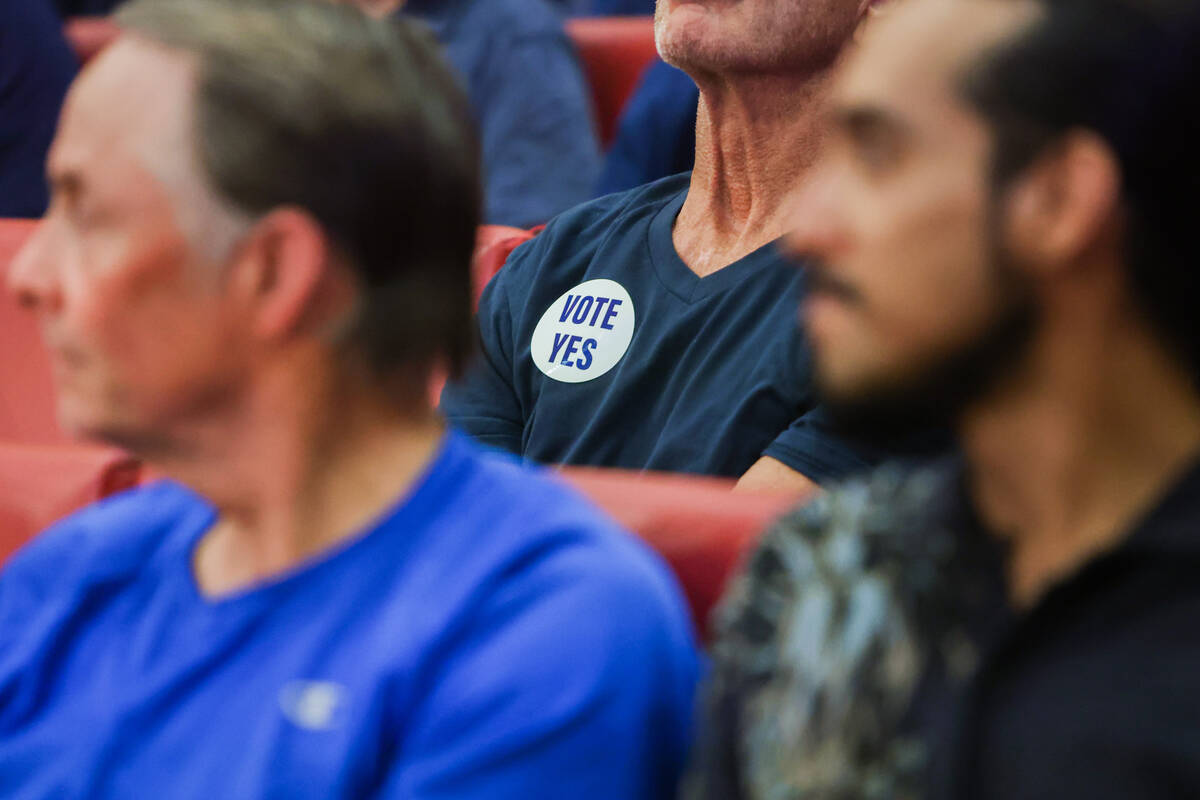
<box><xmin>0</xmin><ymin>0</ymin><xmax>77</xmax><ymax>217</ymax></box>
<box><xmin>347</xmin><ymin>0</ymin><xmax>602</xmax><ymax>228</ymax></box>
<box><xmin>688</xmin><ymin>0</ymin><xmax>1200</xmax><ymax>797</ymax></box>
<box><xmin>442</xmin><ymin>0</ymin><xmax>888</xmax><ymax>492</ymax></box>
<box><xmin>54</xmin><ymin>0</ymin><xmax>124</xmax><ymax>14</ymax></box>
<box><xmin>595</xmin><ymin>59</ymin><xmax>698</xmax><ymax>196</ymax></box>
<box><xmin>0</xmin><ymin>2</ymin><xmax>699</xmax><ymax>797</ymax></box>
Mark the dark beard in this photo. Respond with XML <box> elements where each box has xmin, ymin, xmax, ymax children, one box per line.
<box><xmin>819</xmin><ymin>264</ymin><xmax>1037</xmax><ymax>450</ymax></box>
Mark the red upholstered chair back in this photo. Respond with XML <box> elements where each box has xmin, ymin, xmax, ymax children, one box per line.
<box><xmin>559</xmin><ymin>467</ymin><xmax>802</xmax><ymax>641</ymax></box>
<box><xmin>0</xmin><ymin>443</ymin><xmax>141</xmax><ymax>563</ymax></box>
<box><xmin>0</xmin><ymin>220</ymin><xmax>70</xmax><ymax>445</ymax></box>
<box><xmin>65</xmin><ymin>17</ymin><xmax>120</xmax><ymax>65</ymax></box>
<box><xmin>471</xmin><ymin>224</ymin><xmax>538</xmax><ymax>307</ymax></box>
<box><xmin>565</xmin><ymin>16</ymin><xmax>659</xmax><ymax>147</ymax></box>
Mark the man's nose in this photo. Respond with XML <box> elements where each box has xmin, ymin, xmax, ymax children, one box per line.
<box><xmin>781</xmin><ymin>165</ymin><xmax>847</xmax><ymax>266</ymax></box>
<box><xmin>7</xmin><ymin>222</ymin><xmax>64</xmax><ymax>314</ymax></box>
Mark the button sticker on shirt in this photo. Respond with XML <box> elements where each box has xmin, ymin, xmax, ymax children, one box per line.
<box><xmin>531</xmin><ymin>279</ymin><xmax>635</xmax><ymax>383</ymax></box>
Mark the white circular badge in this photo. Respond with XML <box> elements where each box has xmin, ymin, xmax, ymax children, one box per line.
<box><xmin>530</xmin><ymin>279</ymin><xmax>635</xmax><ymax>383</ymax></box>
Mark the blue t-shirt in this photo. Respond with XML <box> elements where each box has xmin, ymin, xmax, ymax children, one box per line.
<box><xmin>404</xmin><ymin>0</ymin><xmax>602</xmax><ymax>228</ymax></box>
<box><xmin>596</xmin><ymin>59</ymin><xmax>699</xmax><ymax>196</ymax></box>
<box><xmin>440</xmin><ymin>173</ymin><xmax>875</xmax><ymax>482</ymax></box>
<box><xmin>0</xmin><ymin>433</ymin><xmax>699</xmax><ymax>799</ymax></box>
<box><xmin>0</xmin><ymin>0</ymin><xmax>77</xmax><ymax>218</ymax></box>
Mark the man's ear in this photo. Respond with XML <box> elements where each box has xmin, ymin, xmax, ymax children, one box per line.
<box><xmin>1001</xmin><ymin>131</ymin><xmax>1122</xmax><ymax>276</ymax></box>
<box><xmin>230</xmin><ymin>207</ymin><xmax>342</xmax><ymax>342</ymax></box>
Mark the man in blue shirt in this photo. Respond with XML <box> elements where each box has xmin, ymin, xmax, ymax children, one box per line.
<box><xmin>400</xmin><ymin>0</ymin><xmax>602</xmax><ymax>227</ymax></box>
<box><xmin>0</xmin><ymin>0</ymin><xmax>77</xmax><ymax>218</ymax></box>
<box><xmin>0</xmin><ymin>2</ymin><xmax>699</xmax><ymax>797</ymax></box>
<box><xmin>442</xmin><ymin>0</ymin><xmax>885</xmax><ymax>491</ymax></box>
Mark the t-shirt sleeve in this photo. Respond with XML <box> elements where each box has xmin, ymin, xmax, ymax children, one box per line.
<box><xmin>474</xmin><ymin>33</ymin><xmax>602</xmax><ymax>227</ymax></box>
<box><xmin>439</xmin><ymin>268</ymin><xmax>525</xmax><ymax>456</ymax></box>
<box><xmin>761</xmin><ymin>406</ymin><xmax>877</xmax><ymax>485</ymax></box>
<box><xmin>378</xmin><ymin>536</ymin><xmax>701</xmax><ymax>798</ymax></box>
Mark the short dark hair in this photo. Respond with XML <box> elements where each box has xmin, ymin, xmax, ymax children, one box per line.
<box><xmin>961</xmin><ymin>0</ymin><xmax>1200</xmax><ymax>382</ymax></box>
<box><xmin>117</xmin><ymin>0</ymin><xmax>481</xmax><ymax>386</ymax></box>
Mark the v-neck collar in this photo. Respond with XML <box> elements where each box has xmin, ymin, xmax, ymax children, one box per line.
<box><xmin>645</xmin><ymin>188</ymin><xmax>785</xmax><ymax>304</ymax></box>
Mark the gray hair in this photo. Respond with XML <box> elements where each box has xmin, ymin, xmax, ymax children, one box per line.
<box><xmin>116</xmin><ymin>0</ymin><xmax>482</xmax><ymax>385</ymax></box>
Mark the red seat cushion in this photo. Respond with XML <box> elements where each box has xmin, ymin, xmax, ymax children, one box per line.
<box><xmin>560</xmin><ymin>466</ymin><xmax>803</xmax><ymax>640</ymax></box>
<box><xmin>0</xmin><ymin>442</ymin><xmax>140</xmax><ymax>563</ymax></box>
<box><xmin>0</xmin><ymin>220</ymin><xmax>70</xmax><ymax>444</ymax></box>
<box><xmin>471</xmin><ymin>225</ymin><xmax>538</xmax><ymax>308</ymax></box>
<box><xmin>565</xmin><ymin>17</ymin><xmax>659</xmax><ymax>148</ymax></box>
<box><xmin>64</xmin><ymin>17</ymin><xmax>120</xmax><ymax>65</ymax></box>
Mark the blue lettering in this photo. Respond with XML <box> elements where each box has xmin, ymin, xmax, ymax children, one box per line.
<box><xmin>588</xmin><ymin>297</ymin><xmax>611</xmax><ymax>327</ymax></box>
<box><xmin>559</xmin><ymin>295</ymin><xmax>580</xmax><ymax>323</ymax></box>
<box><xmin>561</xmin><ymin>335</ymin><xmax>583</xmax><ymax>366</ymax></box>
<box><xmin>572</xmin><ymin>296</ymin><xmax>595</xmax><ymax>325</ymax></box>
<box><xmin>577</xmin><ymin>338</ymin><xmax>597</xmax><ymax>370</ymax></box>
<box><xmin>601</xmin><ymin>299</ymin><xmax>623</xmax><ymax>330</ymax></box>
<box><xmin>549</xmin><ymin>332</ymin><xmax>570</xmax><ymax>363</ymax></box>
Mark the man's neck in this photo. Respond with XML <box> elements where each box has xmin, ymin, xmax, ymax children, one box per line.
<box><xmin>962</xmin><ymin>317</ymin><xmax>1200</xmax><ymax>608</ymax></box>
<box><xmin>675</xmin><ymin>69</ymin><xmax>834</xmax><ymax>278</ymax></box>
<box><xmin>148</xmin><ymin>358</ymin><xmax>444</xmax><ymax>598</ymax></box>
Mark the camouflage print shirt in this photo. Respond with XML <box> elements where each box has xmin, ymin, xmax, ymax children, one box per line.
<box><xmin>683</xmin><ymin>459</ymin><xmax>1010</xmax><ymax>800</ymax></box>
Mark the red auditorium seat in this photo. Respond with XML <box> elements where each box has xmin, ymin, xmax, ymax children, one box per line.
<box><xmin>565</xmin><ymin>16</ymin><xmax>659</xmax><ymax>147</ymax></box>
<box><xmin>0</xmin><ymin>220</ymin><xmax>69</xmax><ymax>444</ymax></box>
<box><xmin>472</xmin><ymin>224</ymin><xmax>538</xmax><ymax>306</ymax></box>
<box><xmin>0</xmin><ymin>442</ymin><xmax>140</xmax><ymax>563</ymax></box>
<box><xmin>65</xmin><ymin>17</ymin><xmax>120</xmax><ymax>65</ymax></box>
<box><xmin>560</xmin><ymin>467</ymin><xmax>803</xmax><ymax>640</ymax></box>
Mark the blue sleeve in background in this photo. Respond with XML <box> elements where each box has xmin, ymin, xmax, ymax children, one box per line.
<box><xmin>473</xmin><ymin>29</ymin><xmax>603</xmax><ymax>227</ymax></box>
<box><xmin>595</xmin><ymin>60</ymin><xmax>699</xmax><ymax>197</ymax></box>
<box><xmin>407</xmin><ymin>0</ymin><xmax>602</xmax><ymax>229</ymax></box>
<box><xmin>0</xmin><ymin>0</ymin><xmax>78</xmax><ymax>218</ymax></box>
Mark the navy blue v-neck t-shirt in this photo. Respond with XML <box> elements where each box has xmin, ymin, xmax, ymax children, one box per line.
<box><xmin>441</xmin><ymin>173</ymin><xmax>873</xmax><ymax>481</ymax></box>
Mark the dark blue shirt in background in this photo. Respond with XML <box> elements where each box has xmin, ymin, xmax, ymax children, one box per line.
<box><xmin>0</xmin><ymin>0</ymin><xmax>77</xmax><ymax>218</ymax></box>
<box><xmin>441</xmin><ymin>173</ymin><xmax>875</xmax><ymax>482</ymax></box>
<box><xmin>583</xmin><ymin>0</ymin><xmax>656</xmax><ymax>14</ymax></box>
<box><xmin>597</xmin><ymin>59</ymin><xmax>698</xmax><ymax>196</ymax></box>
<box><xmin>404</xmin><ymin>0</ymin><xmax>602</xmax><ymax>228</ymax></box>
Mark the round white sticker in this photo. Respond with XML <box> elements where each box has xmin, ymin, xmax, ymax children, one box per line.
<box><xmin>530</xmin><ymin>279</ymin><xmax>635</xmax><ymax>383</ymax></box>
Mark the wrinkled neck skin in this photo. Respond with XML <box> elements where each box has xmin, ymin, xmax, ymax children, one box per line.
<box><xmin>675</xmin><ymin>68</ymin><xmax>835</xmax><ymax>277</ymax></box>
<box><xmin>141</xmin><ymin>352</ymin><xmax>444</xmax><ymax>598</ymax></box>
<box><xmin>961</xmin><ymin>301</ymin><xmax>1200</xmax><ymax>610</ymax></box>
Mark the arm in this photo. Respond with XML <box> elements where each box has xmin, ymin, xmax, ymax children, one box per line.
<box><xmin>378</xmin><ymin>541</ymin><xmax>700</xmax><ymax>798</ymax></box>
<box><xmin>750</xmin><ymin>406</ymin><xmax>878</xmax><ymax>491</ymax></box>
<box><xmin>438</xmin><ymin>269</ymin><xmax>525</xmax><ymax>455</ymax></box>
<box><xmin>474</xmin><ymin>32</ymin><xmax>602</xmax><ymax>227</ymax></box>
<box><xmin>735</xmin><ymin>456</ymin><xmax>819</xmax><ymax>495</ymax></box>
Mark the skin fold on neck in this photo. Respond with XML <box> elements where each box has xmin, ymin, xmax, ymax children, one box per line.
<box><xmin>675</xmin><ymin>69</ymin><xmax>837</xmax><ymax>278</ymax></box>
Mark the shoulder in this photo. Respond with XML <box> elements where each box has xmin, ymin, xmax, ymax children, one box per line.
<box><xmin>500</xmin><ymin>173</ymin><xmax>690</xmax><ymax>284</ymax></box>
<box><xmin>714</xmin><ymin>459</ymin><xmax>958</xmax><ymax>668</ymax></box>
<box><xmin>2</xmin><ymin>482</ymin><xmax>208</xmax><ymax>594</ymax></box>
<box><xmin>451</xmin><ymin>438</ymin><xmax>694</xmax><ymax>634</ymax></box>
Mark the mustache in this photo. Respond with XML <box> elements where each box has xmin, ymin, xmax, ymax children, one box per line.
<box><xmin>803</xmin><ymin>259</ymin><xmax>864</xmax><ymax>305</ymax></box>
